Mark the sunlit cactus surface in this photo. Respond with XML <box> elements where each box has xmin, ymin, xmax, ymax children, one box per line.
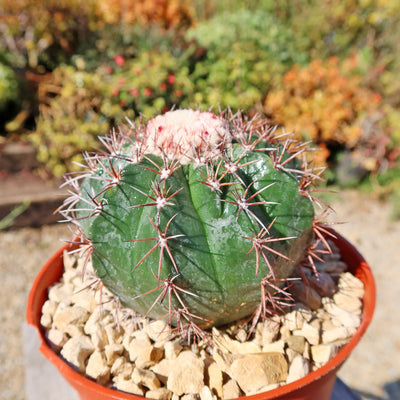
<box><xmin>61</xmin><ymin>109</ymin><xmax>326</xmax><ymax>337</ymax></box>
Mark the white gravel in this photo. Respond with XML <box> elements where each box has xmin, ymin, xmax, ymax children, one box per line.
<box><xmin>0</xmin><ymin>190</ymin><xmax>399</xmax><ymax>400</ymax></box>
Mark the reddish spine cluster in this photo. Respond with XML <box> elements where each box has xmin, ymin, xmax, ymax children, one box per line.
<box><xmin>57</xmin><ymin>109</ymin><xmax>333</xmax><ymax>341</ymax></box>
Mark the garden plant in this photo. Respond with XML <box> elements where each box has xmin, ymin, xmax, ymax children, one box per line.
<box><xmin>2</xmin><ymin>0</ymin><xmax>398</xmax><ymax>194</ymax></box>
<box><xmin>59</xmin><ymin>108</ymin><xmax>329</xmax><ymax>338</ymax></box>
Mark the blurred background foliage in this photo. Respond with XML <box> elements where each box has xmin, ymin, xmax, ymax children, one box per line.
<box><xmin>185</xmin><ymin>9</ymin><xmax>309</xmax><ymax>111</ymax></box>
<box><xmin>0</xmin><ymin>0</ymin><xmax>399</xmax><ymax>213</ymax></box>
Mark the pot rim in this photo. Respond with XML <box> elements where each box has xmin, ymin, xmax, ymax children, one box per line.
<box><xmin>26</xmin><ymin>228</ymin><xmax>376</xmax><ymax>400</ymax></box>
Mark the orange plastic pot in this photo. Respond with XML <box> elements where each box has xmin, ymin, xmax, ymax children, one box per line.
<box><xmin>27</xmin><ymin>230</ymin><xmax>375</xmax><ymax>400</ymax></box>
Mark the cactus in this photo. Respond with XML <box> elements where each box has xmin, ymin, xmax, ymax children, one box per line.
<box><xmin>61</xmin><ymin>109</ymin><xmax>323</xmax><ymax>337</ymax></box>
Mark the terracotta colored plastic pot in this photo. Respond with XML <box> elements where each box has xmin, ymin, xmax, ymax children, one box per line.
<box><xmin>27</xmin><ymin>230</ymin><xmax>375</xmax><ymax>400</ymax></box>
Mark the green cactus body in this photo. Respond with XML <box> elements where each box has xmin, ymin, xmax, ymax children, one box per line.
<box><xmin>68</xmin><ymin>110</ymin><xmax>315</xmax><ymax>330</ymax></box>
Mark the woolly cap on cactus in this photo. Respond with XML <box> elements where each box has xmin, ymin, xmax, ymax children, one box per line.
<box><xmin>60</xmin><ymin>108</ymin><xmax>327</xmax><ymax>340</ymax></box>
<box><xmin>144</xmin><ymin>109</ymin><xmax>231</xmax><ymax>164</ymax></box>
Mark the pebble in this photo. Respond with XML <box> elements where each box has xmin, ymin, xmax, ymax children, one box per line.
<box><xmin>113</xmin><ymin>378</ymin><xmax>144</xmax><ymax>395</ymax></box>
<box><xmin>303</xmin><ymin>341</ymin><xmax>311</xmax><ymax>360</ymax></box>
<box><xmin>145</xmin><ymin>320</ymin><xmax>171</xmax><ymax>346</ymax></box>
<box><xmin>40</xmin><ymin>313</ymin><xmax>52</xmax><ymax>329</ymax></box>
<box><xmin>64</xmin><ymin>323</ymin><xmax>84</xmax><ymax>337</ymax></box>
<box><xmin>212</xmin><ymin>348</ymin><xmax>236</xmax><ymax>376</ymax></box>
<box><xmin>84</xmin><ymin>308</ymin><xmax>104</xmax><ymax>335</ymax></box>
<box><xmin>286</xmin><ymin>355</ymin><xmax>310</xmax><ymax>383</ymax></box>
<box><xmin>151</xmin><ymin>359</ymin><xmax>175</xmax><ymax>384</ymax></box>
<box><xmin>104</xmin><ymin>322</ymin><xmax>124</xmax><ymax>345</ymax></box>
<box><xmin>89</xmin><ymin>324</ymin><xmax>109</xmax><ymax>349</ymax></box>
<box><xmin>60</xmin><ymin>335</ymin><xmax>94</xmax><ymax>373</ymax></box>
<box><xmin>42</xmin><ymin>299</ymin><xmax>58</xmax><ymax>317</ymax></box>
<box><xmin>200</xmin><ymin>385</ymin><xmax>215</xmax><ymax>400</ymax></box>
<box><xmin>333</xmin><ymin>291</ymin><xmax>363</xmax><ymax>315</ymax></box>
<box><xmin>279</xmin><ymin>325</ymin><xmax>292</xmax><ymax>341</ymax></box>
<box><xmin>322</xmin><ymin>326</ymin><xmax>356</xmax><ymax>344</ymax></box>
<box><xmin>125</xmin><ymin>332</ymin><xmax>164</xmax><ymax>367</ymax></box>
<box><xmin>255</xmin><ymin>317</ymin><xmax>280</xmax><ymax>346</ymax></box>
<box><xmin>283</xmin><ymin>309</ymin><xmax>307</xmax><ymax>331</ymax></box>
<box><xmin>234</xmin><ymin>328</ymin><xmax>248</xmax><ymax>343</ymax></box>
<box><xmin>213</xmin><ymin>328</ymin><xmax>261</xmax><ymax>354</ymax></box>
<box><xmin>293</xmin><ymin>321</ymin><xmax>320</xmax><ymax>346</ymax></box>
<box><xmin>222</xmin><ymin>379</ymin><xmax>242</xmax><ymax>399</ymax></box>
<box><xmin>86</xmin><ymin>350</ymin><xmax>110</xmax><ymax>385</ymax></box>
<box><xmin>104</xmin><ymin>343</ymin><xmax>124</xmax><ymax>366</ymax></box>
<box><xmin>111</xmin><ymin>356</ymin><xmax>133</xmax><ymax>378</ymax></box>
<box><xmin>206</xmin><ymin>362</ymin><xmax>223</xmax><ymax>398</ymax></box>
<box><xmin>71</xmin><ymin>290</ymin><xmax>97</xmax><ymax>313</ymax></box>
<box><xmin>248</xmin><ymin>383</ymin><xmax>280</xmax><ymax>395</ymax></box>
<box><xmin>286</xmin><ymin>335</ymin><xmax>306</xmax><ymax>354</ymax></box>
<box><xmin>322</xmin><ymin>298</ymin><xmax>361</xmax><ymax>329</ymax></box>
<box><xmin>167</xmin><ymin>351</ymin><xmax>205</xmax><ymax>395</ymax></box>
<box><xmin>48</xmin><ymin>282</ymin><xmax>74</xmax><ymax>303</ymax></box>
<box><xmin>47</xmin><ymin>328</ymin><xmax>68</xmax><ymax>349</ymax></box>
<box><xmin>262</xmin><ymin>339</ymin><xmax>285</xmax><ymax>354</ymax></box>
<box><xmin>311</xmin><ymin>343</ymin><xmax>342</xmax><ymax>365</ymax></box>
<box><xmin>181</xmin><ymin>394</ymin><xmax>198</xmax><ymax>400</ymax></box>
<box><xmin>338</xmin><ymin>272</ymin><xmax>365</xmax><ymax>298</ymax></box>
<box><xmin>164</xmin><ymin>341</ymin><xmax>183</xmax><ymax>359</ymax></box>
<box><xmin>146</xmin><ymin>388</ymin><xmax>173</xmax><ymax>400</ymax></box>
<box><xmin>230</xmin><ymin>353</ymin><xmax>288</xmax><ymax>394</ymax></box>
<box><xmin>132</xmin><ymin>367</ymin><xmax>161</xmax><ymax>390</ymax></box>
<box><xmin>285</xmin><ymin>348</ymin><xmax>299</xmax><ymax>363</ymax></box>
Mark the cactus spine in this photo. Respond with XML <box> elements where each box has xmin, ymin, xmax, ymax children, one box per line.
<box><xmin>61</xmin><ymin>109</ymin><xmax>323</xmax><ymax>337</ymax></box>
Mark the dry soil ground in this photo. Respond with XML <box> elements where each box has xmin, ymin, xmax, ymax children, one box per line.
<box><xmin>0</xmin><ymin>190</ymin><xmax>399</xmax><ymax>400</ymax></box>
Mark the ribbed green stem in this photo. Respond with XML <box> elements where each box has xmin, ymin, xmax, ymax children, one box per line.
<box><xmin>77</xmin><ymin>140</ymin><xmax>314</xmax><ymax>328</ymax></box>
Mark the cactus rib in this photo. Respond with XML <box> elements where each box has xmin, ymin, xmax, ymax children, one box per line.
<box><xmin>59</xmin><ymin>109</ymin><xmax>321</xmax><ymax>336</ymax></box>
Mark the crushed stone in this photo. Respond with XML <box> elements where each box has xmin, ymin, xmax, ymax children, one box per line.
<box><xmin>40</xmin><ymin>238</ymin><xmax>364</xmax><ymax>399</ymax></box>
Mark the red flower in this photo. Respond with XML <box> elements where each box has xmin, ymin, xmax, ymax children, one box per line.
<box><xmin>112</xmin><ymin>87</ymin><xmax>120</xmax><ymax>96</ymax></box>
<box><xmin>174</xmin><ymin>89</ymin><xmax>183</xmax><ymax>97</ymax></box>
<box><xmin>104</xmin><ymin>66</ymin><xmax>113</xmax><ymax>75</ymax></box>
<box><xmin>167</xmin><ymin>74</ymin><xmax>176</xmax><ymax>84</ymax></box>
<box><xmin>372</xmin><ymin>93</ymin><xmax>382</xmax><ymax>104</ymax></box>
<box><xmin>159</xmin><ymin>82</ymin><xmax>167</xmax><ymax>91</ymax></box>
<box><xmin>143</xmin><ymin>88</ymin><xmax>152</xmax><ymax>97</ymax></box>
<box><xmin>120</xmin><ymin>99</ymin><xmax>127</xmax><ymax>107</ymax></box>
<box><xmin>129</xmin><ymin>88</ymin><xmax>140</xmax><ymax>97</ymax></box>
<box><xmin>113</xmin><ymin>55</ymin><xmax>125</xmax><ymax>67</ymax></box>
